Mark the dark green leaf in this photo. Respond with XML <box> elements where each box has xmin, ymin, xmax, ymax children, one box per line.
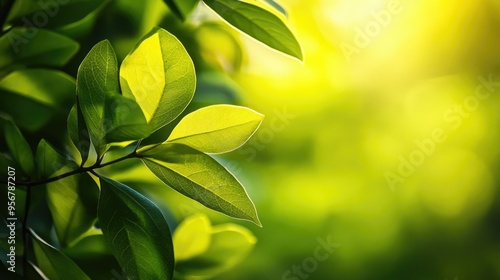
<box><xmin>0</xmin><ymin>28</ymin><xmax>79</xmax><ymax>72</ymax></box>
<box><xmin>7</xmin><ymin>0</ymin><xmax>105</xmax><ymax>28</ymax></box>
<box><xmin>97</xmin><ymin>177</ymin><xmax>174</xmax><ymax>280</ymax></box>
<box><xmin>27</xmin><ymin>262</ymin><xmax>50</xmax><ymax>280</ymax></box>
<box><xmin>68</xmin><ymin>103</ymin><xmax>91</xmax><ymax>166</ymax></box>
<box><xmin>120</xmin><ymin>27</ymin><xmax>196</xmax><ymax>132</ymax></box>
<box><xmin>77</xmin><ymin>40</ymin><xmax>119</xmax><ymax>156</ymax></box>
<box><xmin>4</xmin><ymin>121</ymin><xmax>34</xmax><ymax>175</ymax></box>
<box><xmin>164</xmin><ymin>0</ymin><xmax>199</xmax><ymax>20</ymax></box>
<box><xmin>30</xmin><ymin>229</ymin><xmax>90</xmax><ymax>280</ymax></box>
<box><xmin>63</xmin><ymin>232</ymin><xmax>109</xmax><ymax>258</ymax></box>
<box><xmin>104</xmin><ymin>94</ymin><xmax>150</xmax><ymax>142</ymax></box>
<box><xmin>140</xmin><ymin>143</ymin><xmax>261</xmax><ymax>226</ymax></box>
<box><xmin>260</xmin><ymin>0</ymin><xmax>287</xmax><ymax>17</ymax></box>
<box><xmin>46</xmin><ymin>170</ymin><xmax>99</xmax><ymax>247</ymax></box>
<box><xmin>35</xmin><ymin>139</ymin><xmax>69</xmax><ymax>179</ymax></box>
<box><xmin>203</xmin><ymin>0</ymin><xmax>302</xmax><ymax>60</ymax></box>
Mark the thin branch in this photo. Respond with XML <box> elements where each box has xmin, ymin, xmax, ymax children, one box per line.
<box><xmin>0</xmin><ymin>150</ymin><xmax>139</xmax><ymax>187</ymax></box>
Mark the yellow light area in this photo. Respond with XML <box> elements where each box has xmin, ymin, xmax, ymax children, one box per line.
<box><xmin>225</xmin><ymin>0</ymin><xmax>500</xmax><ymax>278</ymax></box>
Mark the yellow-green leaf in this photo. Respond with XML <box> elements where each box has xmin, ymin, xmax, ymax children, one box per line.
<box><xmin>176</xmin><ymin>223</ymin><xmax>256</xmax><ymax>277</ymax></box>
<box><xmin>120</xmin><ymin>27</ymin><xmax>196</xmax><ymax>132</ymax></box>
<box><xmin>46</xmin><ymin>170</ymin><xmax>99</xmax><ymax>247</ymax></box>
<box><xmin>167</xmin><ymin>105</ymin><xmax>263</xmax><ymax>154</ymax></box>
<box><xmin>173</xmin><ymin>214</ymin><xmax>212</xmax><ymax>261</ymax></box>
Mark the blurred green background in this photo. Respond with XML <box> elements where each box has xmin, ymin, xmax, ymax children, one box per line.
<box><xmin>4</xmin><ymin>0</ymin><xmax>500</xmax><ymax>279</ymax></box>
<box><xmin>213</xmin><ymin>0</ymin><xmax>500</xmax><ymax>279</ymax></box>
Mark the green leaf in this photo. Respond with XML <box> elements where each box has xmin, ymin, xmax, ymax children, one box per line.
<box><xmin>260</xmin><ymin>0</ymin><xmax>287</xmax><ymax>17</ymax></box>
<box><xmin>46</xmin><ymin>170</ymin><xmax>99</xmax><ymax>247</ymax></box>
<box><xmin>164</xmin><ymin>0</ymin><xmax>199</xmax><ymax>20</ymax></box>
<box><xmin>68</xmin><ymin>103</ymin><xmax>91</xmax><ymax>166</ymax></box>
<box><xmin>77</xmin><ymin>40</ymin><xmax>119</xmax><ymax>156</ymax></box>
<box><xmin>4</xmin><ymin>121</ymin><xmax>34</xmax><ymax>175</ymax></box>
<box><xmin>176</xmin><ymin>223</ymin><xmax>256</xmax><ymax>277</ymax></box>
<box><xmin>140</xmin><ymin>143</ymin><xmax>261</xmax><ymax>226</ymax></box>
<box><xmin>173</xmin><ymin>214</ymin><xmax>211</xmax><ymax>261</ymax></box>
<box><xmin>30</xmin><ymin>229</ymin><xmax>91</xmax><ymax>280</ymax></box>
<box><xmin>63</xmin><ymin>231</ymin><xmax>109</xmax><ymax>258</ymax></box>
<box><xmin>103</xmin><ymin>94</ymin><xmax>151</xmax><ymax>142</ymax></box>
<box><xmin>120</xmin><ymin>27</ymin><xmax>196</xmax><ymax>132</ymax></box>
<box><xmin>167</xmin><ymin>105</ymin><xmax>263</xmax><ymax>154</ymax></box>
<box><xmin>97</xmin><ymin>177</ymin><xmax>174</xmax><ymax>280</ymax></box>
<box><xmin>0</xmin><ymin>28</ymin><xmax>79</xmax><ymax>72</ymax></box>
<box><xmin>7</xmin><ymin>0</ymin><xmax>104</xmax><ymax>28</ymax></box>
<box><xmin>203</xmin><ymin>0</ymin><xmax>302</xmax><ymax>60</ymax></box>
<box><xmin>0</xmin><ymin>69</ymin><xmax>75</xmax><ymax>132</ymax></box>
<box><xmin>35</xmin><ymin>139</ymin><xmax>69</xmax><ymax>179</ymax></box>
<box><xmin>0</xmin><ymin>69</ymin><xmax>75</xmax><ymax>107</ymax></box>
<box><xmin>27</xmin><ymin>261</ymin><xmax>50</xmax><ymax>280</ymax></box>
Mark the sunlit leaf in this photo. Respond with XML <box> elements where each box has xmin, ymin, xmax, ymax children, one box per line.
<box><xmin>176</xmin><ymin>224</ymin><xmax>256</xmax><ymax>277</ymax></box>
<box><xmin>164</xmin><ymin>0</ymin><xmax>199</xmax><ymax>20</ymax></box>
<box><xmin>4</xmin><ymin>121</ymin><xmax>34</xmax><ymax>175</ymax></box>
<box><xmin>173</xmin><ymin>214</ymin><xmax>211</xmax><ymax>261</ymax></box>
<box><xmin>97</xmin><ymin>177</ymin><xmax>174</xmax><ymax>280</ymax></box>
<box><xmin>77</xmin><ymin>40</ymin><xmax>118</xmax><ymax>156</ymax></box>
<box><xmin>31</xmin><ymin>229</ymin><xmax>90</xmax><ymax>280</ymax></box>
<box><xmin>203</xmin><ymin>0</ymin><xmax>302</xmax><ymax>60</ymax></box>
<box><xmin>46</xmin><ymin>170</ymin><xmax>99</xmax><ymax>247</ymax></box>
<box><xmin>120</xmin><ymin>27</ymin><xmax>196</xmax><ymax>132</ymax></box>
<box><xmin>0</xmin><ymin>69</ymin><xmax>75</xmax><ymax>108</ymax></box>
<box><xmin>167</xmin><ymin>105</ymin><xmax>263</xmax><ymax>154</ymax></box>
<box><xmin>0</xmin><ymin>28</ymin><xmax>79</xmax><ymax>72</ymax></box>
<box><xmin>140</xmin><ymin>143</ymin><xmax>261</xmax><ymax>226</ymax></box>
<box><xmin>0</xmin><ymin>69</ymin><xmax>75</xmax><ymax>132</ymax></box>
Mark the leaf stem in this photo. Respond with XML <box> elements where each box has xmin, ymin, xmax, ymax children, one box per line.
<box><xmin>0</xmin><ymin>0</ymin><xmax>15</xmax><ymax>32</ymax></box>
<box><xmin>0</xmin><ymin>150</ymin><xmax>139</xmax><ymax>187</ymax></box>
